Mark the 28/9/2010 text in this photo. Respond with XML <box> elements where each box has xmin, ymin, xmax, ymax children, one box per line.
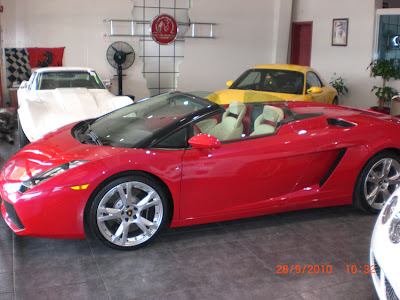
<box><xmin>276</xmin><ymin>265</ymin><xmax>376</xmax><ymax>274</ymax></box>
<box><xmin>276</xmin><ymin>265</ymin><xmax>332</xmax><ymax>274</ymax></box>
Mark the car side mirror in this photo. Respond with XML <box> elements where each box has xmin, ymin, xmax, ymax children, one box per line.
<box><xmin>20</xmin><ymin>81</ymin><xmax>28</xmax><ymax>89</ymax></box>
<box><xmin>307</xmin><ymin>86</ymin><xmax>323</xmax><ymax>94</ymax></box>
<box><xmin>226</xmin><ymin>80</ymin><xmax>234</xmax><ymax>87</ymax></box>
<box><xmin>189</xmin><ymin>133</ymin><xmax>221</xmax><ymax>150</ymax></box>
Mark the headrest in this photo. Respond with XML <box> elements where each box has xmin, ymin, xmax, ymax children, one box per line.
<box><xmin>393</xmin><ymin>95</ymin><xmax>400</xmax><ymax>103</ymax></box>
<box><xmin>263</xmin><ymin>105</ymin><xmax>284</xmax><ymax>122</ymax></box>
<box><xmin>228</xmin><ymin>100</ymin><xmax>246</xmax><ymax>115</ymax></box>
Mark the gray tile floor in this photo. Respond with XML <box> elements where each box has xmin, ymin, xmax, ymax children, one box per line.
<box><xmin>0</xmin><ymin>130</ymin><xmax>379</xmax><ymax>300</ymax></box>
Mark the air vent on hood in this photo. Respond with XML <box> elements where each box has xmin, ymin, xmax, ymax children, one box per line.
<box><xmin>327</xmin><ymin>118</ymin><xmax>356</xmax><ymax>128</ymax></box>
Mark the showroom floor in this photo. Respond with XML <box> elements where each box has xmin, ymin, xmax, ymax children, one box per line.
<box><xmin>0</xmin><ymin>130</ymin><xmax>379</xmax><ymax>300</ymax></box>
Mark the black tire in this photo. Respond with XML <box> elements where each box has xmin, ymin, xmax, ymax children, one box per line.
<box><xmin>18</xmin><ymin>115</ymin><xmax>29</xmax><ymax>148</ymax></box>
<box><xmin>353</xmin><ymin>151</ymin><xmax>400</xmax><ymax>213</ymax></box>
<box><xmin>89</xmin><ymin>175</ymin><xmax>169</xmax><ymax>250</ymax></box>
<box><xmin>332</xmin><ymin>97</ymin><xmax>339</xmax><ymax>105</ymax></box>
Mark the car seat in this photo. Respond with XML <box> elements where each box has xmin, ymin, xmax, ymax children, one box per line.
<box><xmin>391</xmin><ymin>95</ymin><xmax>400</xmax><ymax>117</ymax></box>
<box><xmin>250</xmin><ymin>105</ymin><xmax>284</xmax><ymax>136</ymax></box>
<box><xmin>280</xmin><ymin>76</ymin><xmax>304</xmax><ymax>94</ymax></box>
<box><xmin>208</xmin><ymin>100</ymin><xmax>246</xmax><ymax>141</ymax></box>
<box><xmin>263</xmin><ymin>75</ymin><xmax>278</xmax><ymax>92</ymax></box>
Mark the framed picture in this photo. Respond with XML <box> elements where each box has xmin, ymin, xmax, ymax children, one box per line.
<box><xmin>332</xmin><ymin>18</ymin><xmax>349</xmax><ymax>46</ymax></box>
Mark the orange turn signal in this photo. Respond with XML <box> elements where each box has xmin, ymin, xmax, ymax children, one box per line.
<box><xmin>70</xmin><ymin>184</ymin><xmax>89</xmax><ymax>190</ymax></box>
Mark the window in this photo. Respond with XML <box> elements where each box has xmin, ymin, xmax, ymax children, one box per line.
<box><xmin>376</xmin><ymin>14</ymin><xmax>400</xmax><ymax>60</ymax></box>
<box><xmin>28</xmin><ymin>72</ymin><xmax>37</xmax><ymax>91</ymax></box>
<box><xmin>154</xmin><ymin>128</ymin><xmax>188</xmax><ymax>149</ymax></box>
<box><xmin>37</xmin><ymin>71</ymin><xmax>105</xmax><ymax>90</ymax></box>
<box><xmin>306</xmin><ymin>72</ymin><xmax>322</xmax><ymax>90</ymax></box>
<box><xmin>85</xmin><ymin>92</ymin><xmax>207</xmax><ymax>148</ymax></box>
<box><xmin>231</xmin><ymin>69</ymin><xmax>304</xmax><ymax>95</ymax></box>
<box><xmin>233</xmin><ymin>70</ymin><xmax>262</xmax><ymax>89</ymax></box>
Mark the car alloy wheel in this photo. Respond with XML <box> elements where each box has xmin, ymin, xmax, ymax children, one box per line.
<box><xmin>354</xmin><ymin>151</ymin><xmax>400</xmax><ymax>213</ymax></box>
<box><xmin>363</xmin><ymin>158</ymin><xmax>400</xmax><ymax>210</ymax></box>
<box><xmin>90</xmin><ymin>175</ymin><xmax>168</xmax><ymax>250</ymax></box>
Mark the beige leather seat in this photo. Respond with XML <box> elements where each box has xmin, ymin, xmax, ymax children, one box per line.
<box><xmin>209</xmin><ymin>100</ymin><xmax>246</xmax><ymax>141</ymax></box>
<box><xmin>391</xmin><ymin>95</ymin><xmax>400</xmax><ymax>116</ymax></box>
<box><xmin>250</xmin><ymin>105</ymin><xmax>284</xmax><ymax>136</ymax></box>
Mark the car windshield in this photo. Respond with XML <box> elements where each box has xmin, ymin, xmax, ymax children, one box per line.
<box><xmin>79</xmin><ymin>92</ymin><xmax>209</xmax><ymax>148</ymax></box>
<box><xmin>37</xmin><ymin>71</ymin><xmax>105</xmax><ymax>90</ymax></box>
<box><xmin>230</xmin><ymin>69</ymin><xmax>304</xmax><ymax>95</ymax></box>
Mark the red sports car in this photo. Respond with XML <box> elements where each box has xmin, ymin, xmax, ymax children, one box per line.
<box><xmin>1</xmin><ymin>91</ymin><xmax>400</xmax><ymax>250</ymax></box>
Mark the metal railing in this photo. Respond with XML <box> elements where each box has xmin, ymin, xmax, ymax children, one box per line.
<box><xmin>103</xmin><ymin>19</ymin><xmax>216</xmax><ymax>39</ymax></box>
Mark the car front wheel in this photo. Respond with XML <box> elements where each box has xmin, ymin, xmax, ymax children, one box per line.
<box><xmin>354</xmin><ymin>151</ymin><xmax>400</xmax><ymax>213</ymax></box>
<box><xmin>89</xmin><ymin>175</ymin><xmax>168</xmax><ymax>250</ymax></box>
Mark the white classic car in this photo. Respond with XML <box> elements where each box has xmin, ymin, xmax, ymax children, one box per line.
<box><xmin>17</xmin><ymin>67</ymin><xmax>133</xmax><ymax>146</ymax></box>
<box><xmin>370</xmin><ymin>188</ymin><xmax>400</xmax><ymax>299</ymax></box>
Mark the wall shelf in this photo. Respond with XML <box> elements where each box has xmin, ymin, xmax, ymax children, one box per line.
<box><xmin>103</xmin><ymin>19</ymin><xmax>216</xmax><ymax>39</ymax></box>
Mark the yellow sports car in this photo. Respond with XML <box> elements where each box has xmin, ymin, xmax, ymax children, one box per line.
<box><xmin>207</xmin><ymin>64</ymin><xmax>338</xmax><ymax>105</ymax></box>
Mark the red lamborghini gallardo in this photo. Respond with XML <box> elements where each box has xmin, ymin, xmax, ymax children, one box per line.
<box><xmin>1</xmin><ymin>91</ymin><xmax>400</xmax><ymax>250</ymax></box>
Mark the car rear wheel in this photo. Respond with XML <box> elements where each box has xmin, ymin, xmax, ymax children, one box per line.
<box><xmin>354</xmin><ymin>151</ymin><xmax>400</xmax><ymax>213</ymax></box>
<box><xmin>89</xmin><ymin>175</ymin><xmax>168</xmax><ymax>250</ymax></box>
<box><xmin>332</xmin><ymin>97</ymin><xmax>339</xmax><ymax>105</ymax></box>
<box><xmin>18</xmin><ymin>115</ymin><xmax>29</xmax><ymax>148</ymax></box>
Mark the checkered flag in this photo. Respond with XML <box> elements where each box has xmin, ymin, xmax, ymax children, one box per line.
<box><xmin>4</xmin><ymin>48</ymin><xmax>31</xmax><ymax>87</ymax></box>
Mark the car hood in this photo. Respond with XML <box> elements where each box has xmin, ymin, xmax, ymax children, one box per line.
<box><xmin>36</xmin><ymin>88</ymin><xmax>118</xmax><ymax>113</ymax></box>
<box><xmin>206</xmin><ymin>89</ymin><xmax>305</xmax><ymax>104</ymax></box>
<box><xmin>1</xmin><ymin>123</ymin><xmax>121</xmax><ymax>183</ymax></box>
<box><xmin>19</xmin><ymin>88</ymin><xmax>132</xmax><ymax>141</ymax></box>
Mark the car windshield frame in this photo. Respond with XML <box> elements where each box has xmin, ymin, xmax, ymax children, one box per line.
<box><xmin>74</xmin><ymin>91</ymin><xmax>220</xmax><ymax>148</ymax></box>
<box><xmin>230</xmin><ymin>68</ymin><xmax>305</xmax><ymax>95</ymax></box>
<box><xmin>36</xmin><ymin>70</ymin><xmax>106</xmax><ymax>90</ymax></box>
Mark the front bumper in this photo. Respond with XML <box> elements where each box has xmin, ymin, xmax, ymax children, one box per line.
<box><xmin>1</xmin><ymin>199</ymin><xmax>24</xmax><ymax>230</ymax></box>
<box><xmin>0</xmin><ymin>182</ymin><xmax>89</xmax><ymax>239</ymax></box>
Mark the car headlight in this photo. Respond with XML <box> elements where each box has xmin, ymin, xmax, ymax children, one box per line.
<box><xmin>382</xmin><ymin>196</ymin><xmax>398</xmax><ymax>224</ymax></box>
<box><xmin>389</xmin><ymin>213</ymin><xmax>400</xmax><ymax>244</ymax></box>
<box><xmin>18</xmin><ymin>160</ymin><xmax>89</xmax><ymax>194</ymax></box>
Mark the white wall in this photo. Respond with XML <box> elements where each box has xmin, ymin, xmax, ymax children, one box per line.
<box><xmin>178</xmin><ymin>0</ymin><xmax>293</xmax><ymax>93</ymax></box>
<box><xmin>3</xmin><ymin>0</ymin><xmax>395</xmax><ymax>109</ymax></box>
<box><xmin>1</xmin><ymin>0</ymin><xmax>149</xmax><ymax>100</ymax></box>
<box><xmin>292</xmin><ymin>0</ymin><xmax>400</xmax><ymax>108</ymax></box>
<box><xmin>1</xmin><ymin>0</ymin><xmax>293</xmax><ymax>102</ymax></box>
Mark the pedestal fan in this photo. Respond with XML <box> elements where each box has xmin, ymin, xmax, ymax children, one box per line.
<box><xmin>106</xmin><ymin>41</ymin><xmax>135</xmax><ymax>95</ymax></box>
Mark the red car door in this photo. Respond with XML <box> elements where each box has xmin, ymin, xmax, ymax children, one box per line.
<box><xmin>179</xmin><ymin>126</ymin><xmax>318</xmax><ymax>222</ymax></box>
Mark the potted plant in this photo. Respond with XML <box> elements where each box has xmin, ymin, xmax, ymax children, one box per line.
<box><xmin>329</xmin><ymin>73</ymin><xmax>349</xmax><ymax>99</ymax></box>
<box><xmin>368</xmin><ymin>58</ymin><xmax>400</xmax><ymax>113</ymax></box>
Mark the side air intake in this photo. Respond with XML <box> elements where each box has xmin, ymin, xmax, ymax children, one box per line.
<box><xmin>327</xmin><ymin>118</ymin><xmax>356</xmax><ymax>128</ymax></box>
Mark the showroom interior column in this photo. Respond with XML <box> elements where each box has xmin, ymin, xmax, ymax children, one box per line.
<box><xmin>270</xmin><ymin>0</ymin><xmax>293</xmax><ymax>64</ymax></box>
